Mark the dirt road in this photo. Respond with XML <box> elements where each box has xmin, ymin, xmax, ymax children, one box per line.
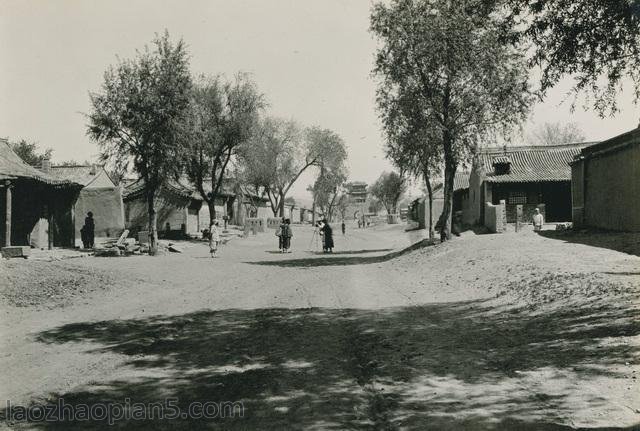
<box><xmin>1</xmin><ymin>223</ymin><xmax>639</xmax><ymax>430</ymax></box>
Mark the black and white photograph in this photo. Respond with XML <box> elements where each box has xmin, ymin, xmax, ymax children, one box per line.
<box><xmin>1</xmin><ymin>0</ymin><xmax>640</xmax><ymax>429</ymax></box>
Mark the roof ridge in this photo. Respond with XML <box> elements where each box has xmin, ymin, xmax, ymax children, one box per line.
<box><xmin>479</xmin><ymin>142</ymin><xmax>596</xmax><ymax>154</ymax></box>
<box><xmin>0</xmin><ymin>140</ymin><xmax>79</xmax><ymax>186</ymax></box>
<box><xmin>51</xmin><ymin>164</ymin><xmax>102</xmax><ymax>169</ymax></box>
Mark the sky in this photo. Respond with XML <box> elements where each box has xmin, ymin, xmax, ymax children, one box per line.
<box><xmin>1</xmin><ymin>0</ymin><xmax>639</xmax><ymax>201</ymax></box>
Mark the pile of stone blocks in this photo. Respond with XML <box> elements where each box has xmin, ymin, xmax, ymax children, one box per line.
<box><xmin>1</xmin><ymin>246</ymin><xmax>30</xmax><ymax>259</ymax></box>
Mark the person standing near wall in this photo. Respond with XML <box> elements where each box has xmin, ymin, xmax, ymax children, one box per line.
<box><xmin>532</xmin><ymin>208</ymin><xmax>544</xmax><ymax>232</ymax></box>
<box><xmin>81</xmin><ymin>211</ymin><xmax>95</xmax><ymax>249</ymax></box>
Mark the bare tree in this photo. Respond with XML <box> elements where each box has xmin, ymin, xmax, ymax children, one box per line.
<box><xmin>528</xmin><ymin>122</ymin><xmax>586</xmax><ymax>146</ymax></box>
<box><xmin>239</xmin><ymin>118</ymin><xmax>346</xmax><ymax>217</ymax></box>
<box><xmin>309</xmin><ymin>127</ymin><xmax>349</xmax><ymax>222</ymax></box>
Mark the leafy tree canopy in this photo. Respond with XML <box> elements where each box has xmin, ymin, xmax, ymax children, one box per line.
<box><xmin>527</xmin><ymin>121</ymin><xmax>586</xmax><ymax>146</ymax></box>
<box><xmin>371</xmin><ymin>0</ymin><xmax>532</xmax><ymax>238</ymax></box>
<box><xmin>501</xmin><ymin>0</ymin><xmax>640</xmax><ymax>115</ymax></box>
<box><xmin>87</xmin><ymin>30</ymin><xmax>192</xmax><ymax>253</ymax></box>
<box><xmin>10</xmin><ymin>139</ymin><xmax>53</xmax><ymax>167</ymax></box>
<box><xmin>370</xmin><ymin>171</ymin><xmax>407</xmax><ymax>214</ymax></box>
<box><xmin>181</xmin><ymin>72</ymin><xmax>264</xmax><ymax>221</ymax></box>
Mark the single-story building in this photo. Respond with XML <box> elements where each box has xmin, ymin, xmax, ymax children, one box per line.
<box><xmin>407</xmin><ymin>172</ymin><xmax>469</xmax><ymax>231</ymax></box>
<box><xmin>0</xmin><ymin>139</ymin><xmax>82</xmax><ymax>250</ymax></box>
<box><xmin>467</xmin><ymin>143</ymin><xmax>590</xmax><ymax>226</ymax></box>
<box><xmin>299</xmin><ymin>206</ymin><xmax>313</xmax><ymax>223</ymax></box>
<box><xmin>123</xmin><ymin>179</ymin><xmax>270</xmax><ymax>237</ymax></box>
<box><xmin>48</xmin><ymin>165</ymin><xmax>125</xmax><ymax>246</ymax></box>
<box><xmin>571</xmin><ymin>127</ymin><xmax>640</xmax><ymax>231</ymax></box>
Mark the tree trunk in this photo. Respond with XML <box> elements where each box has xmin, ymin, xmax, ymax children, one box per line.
<box><xmin>266</xmin><ymin>191</ymin><xmax>279</xmax><ymax>217</ymax></box>
<box><xmin>278</xmin><ymin>192</ymin><xmax>285</xmax><ymax>218</ymax></box>
<box><xmin>311</xmin><ymin>195</ymin><xmax>317</xmax><ymax>225</ymax></box>
<box><xmin>424</xmin><ymin>173</ymin><xmax>434</xmax><ymax>240</ymax></box>
<box><xmin>147</xmin><ymin>189</ymin><xmax>158</xmax><ymax>255</ymax></box>
<box><xmin>327</xmin><ymin>192</ymin><xmax>338</xmax><ymax>222</ymax></box>
<box><xmin>437</xmin><ymin>79</ymin><xmax>455</xmax><ymax>242</ymax></box>
<box><xmin>207</xmin><ymin>199</ymin><xmax>216</xmax><ymax>227</ymax></box>
<box><xmin>438</xmin><ymin>157</ymin><xmax>456</xmax><ymax>242</ymax></box>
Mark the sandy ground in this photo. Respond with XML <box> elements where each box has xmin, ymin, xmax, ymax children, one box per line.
<box><xmin>0</xmin><ymin>222</ymin><xmax>639</xmax><ymax>430</ymax></box>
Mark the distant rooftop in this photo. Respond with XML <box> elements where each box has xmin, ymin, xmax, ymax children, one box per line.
<box><xmin>49</xmin><ymin>165</ymin><xmax>109</xmax><ymax>187</ymax></box>
<box><xmin>0</xmin><ymin>138</ymin><xmax>79</xmax><ymax>187</ymax></box>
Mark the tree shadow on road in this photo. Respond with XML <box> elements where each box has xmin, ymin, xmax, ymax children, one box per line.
<box><xmin>246</xmin><ymin>240</ymin><xmax>434</xmax><ymax>267</ymax></box>
<box><xmin>539</xmin><ymin>230</ymin><xmax>640</xmax><ymax>257</ymax></box>
<box><xmin>306</xmin><ymin>248</ymin><xmax>393</xmax><ymax>256</ymax></box>
<box><xmin>3</xmin><ymin>299</ymin><xmax>640</xmax><ymax>430</ymax></box>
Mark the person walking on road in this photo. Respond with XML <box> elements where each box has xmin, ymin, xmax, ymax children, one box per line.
<box><xmin>341</xmin><ymin>220</ymin><xmax>346</xmax><ymax>236</ymax></box>
<box><xmin>209</xmin><ymin>221</ymin><xmax>220</xmax><ymax>258</ymax></box>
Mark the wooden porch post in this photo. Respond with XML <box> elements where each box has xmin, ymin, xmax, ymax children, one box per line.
<box><xmin>70</xmin><ymin>202</ymin><xmax>76</xmax><ymax>248</ymax></box>
<box><xmin>48</xmin><ymin>204</ymin><xmax>54</xmax><ymax>250</ymax></box>
<box><xmin>4</xmin><ymin>181</ymin><xmax>12</xmax><ymax>247</ymax></box>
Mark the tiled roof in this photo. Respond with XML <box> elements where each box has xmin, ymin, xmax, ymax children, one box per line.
<box><xmin>123</xmin><ymin>179</ymin><xmax>193</xmax><ymax>202</ymax></box>
<box><xmin>0</xmin><ymin>139</ymin><xmax>80</xmax><ymax>187</ymax></box>
<box><xmin>48</xmin><ymin>165</ymin><xmax>113</xmax><ymax>187</ymax></box>
<box><xmin>453</xmin><ymin>172</ymin><xmax>469</xmax><ymax>191</ymax></box>
<box><xmin>478</xmin><ymin>143</ymin><xmax>592</xmax><ymax>183</ymax></box>
<box><xmin>123</xmin><ymin>178</ymin><xmax>266</xmax><ymax>202</ymax></box>
<box><xmin>430</xmin><ymin>172</ymin><xmax>469</xmax><ymax>199</ymax></box>
<box><xmin>492</xmin><ymin>156</ymin><xmax>511</xmax><ymax>165</ymax></box>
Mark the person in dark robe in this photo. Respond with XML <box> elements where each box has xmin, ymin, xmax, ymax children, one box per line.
<box><xmin>321</xmin><ymin>219</ymin><xmax>334</xmax><ymax>253</ymax></box>
<box><xmin>82</xmin><ymin>211</ymin><xmax>95</xmax><ymax>248</ymax></box>
<box><xmin>282</xmin><ymin>219</ymin><xmax>293</xmax><ymax>253</ymax></box>
<box><xmin>341</xmin><ymin>221</ymin><xmax>346</xmax><ymax>235</ymax></box>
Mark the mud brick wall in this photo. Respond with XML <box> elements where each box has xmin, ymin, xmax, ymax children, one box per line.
<box><xmin>584</xmin><ymin>143</ymin><xmax>640</xmax><ymax>231</ymax></box>
<box><xmin>506</xmin><ymin>203</ymin><xmax>546</xmax><ymax>223</ymax></box>
<box><xmin>484</xmin><ymin>201</ymin><xmax>506</xmax><ymax>233</ymax></box>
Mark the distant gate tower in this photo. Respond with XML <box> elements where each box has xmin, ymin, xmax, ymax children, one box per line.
<box><xmin>345</xmin><ymin>181</ymin><xmax>369</xmax><ymax>221</ymax></box>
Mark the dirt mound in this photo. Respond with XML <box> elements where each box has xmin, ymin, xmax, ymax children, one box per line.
<box><xmin>494</xmin><ymin>271</ymin><xmax>639</xmax><ymax>309</ymax></box>
<box><xmin>0</xmin><ymin>261</ymin><xmax>115</xmax><ymax>308</ymax></box>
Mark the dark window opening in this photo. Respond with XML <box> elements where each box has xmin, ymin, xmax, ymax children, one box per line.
<box><xmin>508</xmin><ymin>191</ymin><xmax>527</xmax><ymax>205</ymax></box>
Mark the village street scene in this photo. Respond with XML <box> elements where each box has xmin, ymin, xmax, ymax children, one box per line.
<box><xmin>1</xmin><ymin>1</ymin><xmax>640</xmax><ymax>430</ymax></box>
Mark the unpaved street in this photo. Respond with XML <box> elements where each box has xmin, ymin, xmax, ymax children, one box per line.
<box><xmin>1</xmin><ymin>225</ymin><xmax>639</xmax><ymax>430</ymax></box>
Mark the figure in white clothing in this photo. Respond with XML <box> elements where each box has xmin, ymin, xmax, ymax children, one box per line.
<box><xmin>209</xmin><ymin>221</ymin><xmax>220</xmax><ymax>258</ymax></box>
<box><xmin>532</xmin><ymin>208</ymin><xmax>544</xmax><ymax>232</ymax></box>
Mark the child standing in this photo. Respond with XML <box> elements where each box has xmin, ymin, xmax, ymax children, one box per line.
<box><xmin>209</xmin><ymin>221</ymin><xmax>220</xmax><ymax>258</ymax></box>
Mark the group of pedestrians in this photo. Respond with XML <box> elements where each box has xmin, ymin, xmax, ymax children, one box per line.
<box><xmin>276</xmin><ymin>218</ymin><xmax>293</xmax><ymax>253</ymax></box>
<box><xmin>274</xmin><ymin>217</ymin><xmax>338</xmax><ymax>253</ymax></box>
<box><xmin>81</xmin><ymin>208</ymin><xmax>345</xmax><ymax>258</ymax></box>
<box><xmin>206</xmin><ymin>217</ymin><xmax>345</xmax><ymax>258</ymax></box>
